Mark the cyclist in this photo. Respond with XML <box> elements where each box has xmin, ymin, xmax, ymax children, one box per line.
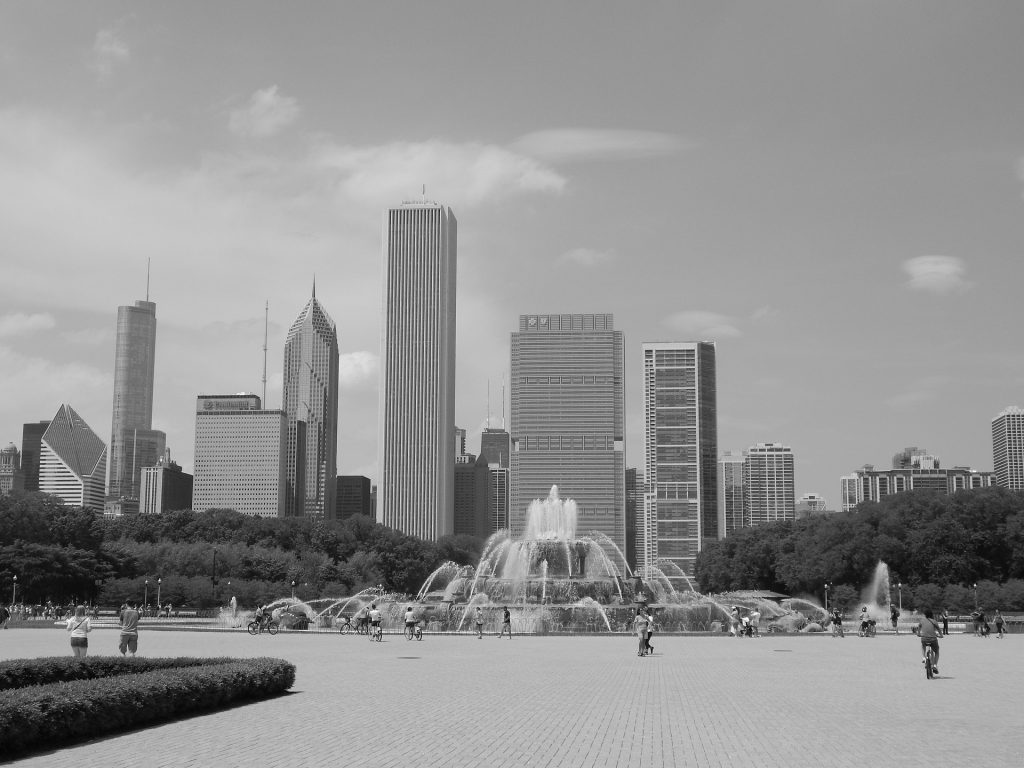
<box><xmin>368</xmin><ymin>603</ymin><xmax>382</xmax><ymax>640</ymax></box>
<box><xmin>254</xmin><ymin>604</ymin><xmax>267</xmax><ymax>633</ymax></box>
<box><xmin>404</xmin><ymin>606</ymin><xmax>417</xmax><ymax>639</ymax></box>
<box><xmin>915</xmin><ymin>608</ymin><xmax>942</xmax><ymax>675</ymax></box>
<box><xmin>830</xmin><ymin>607</ymin><xmax>844</xmax><ymax>637</ymax></box>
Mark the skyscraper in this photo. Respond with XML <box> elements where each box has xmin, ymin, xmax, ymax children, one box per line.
<box><xmin>743</xmin><ymin>442</ymin><xmax>796</xmax><ymax>526</ymax></box>
<box><xmin>20</xmin><ymin>420</ymin><xmax>50</xmax><ymax>492</ymax></box>
<box><xmin>336</xmin><ymin>475</ymin><xmax>373</xmax><ymax>519</ymax></box>
<box><xmin>0</xmin><ymin>443</ymin><xmax>20</xmax><ymax>495</ymax></box>
<box><xmin>481</xmin><ymin>427</ymin><xmax>511</xmax><ymax>531</ymax></box>
<box><xmin>718</xmin><ymin>450</ymin><xmax>746</xmax><ymax>536</ymax></box>
<box><xmin>39</xmin><ymin>404</ymin><xmax>107</xmax><ymax>510</ymax></box>
<box><xmin>639</xmin><ymin>342</ymin><xmax>718</xmax><ymax>577</ymax></box>
<box><xmin>839</xmin><ymin>461</ymin><xmax>993</xmax><ymax>511</ymax></box>
<box><xmin>510</xmin><ymin>313</ymin><xmax>625</xmax><ymax>556</ymax></box>
<box><xmin>378</xmin><ymin>202</ymin><xmax>457</xmax><ymax>540</ymax></box>
<box><xmin>993</xmin><ymin>406</ymin><xmax>1024</xmax><ymax>490</ymax></box>
<box><xmin>107</xmin><ymin>298</ymin><xmax>164</xmax><ymax>514</ymax></box>
<box><xmin>282</xmin><ymin>286</ymin><xmax>339</xmax><ymax>518</ymax></box>
<box><xmin>193</xmin><ymin>394</ymin><xmax>286</xmax><ymax>517</ymax></box>
<box><xmin>139</xmin><ymin>452</ymin><xmax>193</xmax><ymax>515</ymax></box>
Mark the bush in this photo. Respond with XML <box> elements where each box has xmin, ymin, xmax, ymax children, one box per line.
<box><xmin>0</xmin><ymin>656</ymin><xmax>294</xmax><ymax>757</ymax></box>
<box><xmin>0</xmin><ymin>655</ymin><xmax>241</xmax><ymax>691</ymax></box>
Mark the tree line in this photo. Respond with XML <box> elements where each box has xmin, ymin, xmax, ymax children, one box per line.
<box><xmin>694</xmin><ymin>486</ymin><xmax>1024</xmax><ymax>612</ymax></box>
<box><xmin>0</xmin><ymin>491</ymin><xmax>483</xmax><ymax>611</ymax></box>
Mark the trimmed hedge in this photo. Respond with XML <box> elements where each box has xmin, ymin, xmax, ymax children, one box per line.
<box><xmin>0</xmin><ymin>655</ymin><xmax>241</xmax><ymax>691</ymax></box>
<box><xmin>0</xmin><ymin>656</ymin><xmax>295</xmax><ymax>758</ymax></box>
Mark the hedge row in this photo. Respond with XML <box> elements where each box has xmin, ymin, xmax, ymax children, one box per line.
<box><xmin>0</xmin><ymin>655</ymin><xmax>240</xmax><ymax>691</ymax></box>
<box><xmin>0</xmin><ymin>657</ymin><xmax>295</xmax><ymax>757</ymax></box>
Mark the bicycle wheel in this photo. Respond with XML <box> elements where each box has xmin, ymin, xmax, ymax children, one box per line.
<box><xmin>267</xmin><ymin>621</ymin><xmax>280</xmax><ymax>636</ymax></box>
<box><xmin>247</xmin><ymin>621</ymin><xmax>258</xmax><ymax>636</ymax></box>
<box><xmin>925</xmin><ymin>648</ymin><xmax>933</xmax><ymax>679</ymax></box>
<box><xmin>339</xmin><ymin>623</ymin><xmax>351</xmax><ymax>635</ymax></box>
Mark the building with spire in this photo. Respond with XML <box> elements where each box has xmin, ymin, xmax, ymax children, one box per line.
<box><xmin>107</xmin><ymin>293</ymin><xmax>164</xmax><ymax>515</ymax></box>
<box><xmin>39</xmin><ymin>404</ymin><xmax>107</xmax><ymax>510</ymax></box>
<box><xmin>378</xmin><ymin>201</ymin><xmax>457</xmax><ymax>540</ymax></box>
<box><xmin>282</xmin><ymin>283</ymin><xmax>339</xmax><ymax>518</ymax></box>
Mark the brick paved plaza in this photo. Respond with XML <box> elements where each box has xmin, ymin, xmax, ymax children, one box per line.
<box><xmin>2</xmin><ymin>627</ymin><xmax>1021</xmax><ymax>767</ymax></box>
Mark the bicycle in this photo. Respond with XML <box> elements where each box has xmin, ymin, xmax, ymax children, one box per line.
<box><xmin>247</xmin><ymin>619</ymin><xmax>280</xmax><ymax>636</ymax></box>
<box><xmin>924</xmin><ymin>645</ymin><xmax>936</xmax><ymax>679</ymax></box>
<box><xmin>831</xmin><ymin>621</ymin><xmax>845</xmax><ymax>638</ymax></box>
<box><xmin>370</xmin><ymin>623</ymin><xmax>383</xmax><ymax>642</ymax></box>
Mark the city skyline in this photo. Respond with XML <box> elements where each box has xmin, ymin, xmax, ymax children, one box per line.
<box><xmin>3</xmin><ymin>4</ymin><xmax>1024</xmax><ymax>504</ymax></box>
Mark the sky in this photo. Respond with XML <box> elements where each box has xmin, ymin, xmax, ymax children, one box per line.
<box><xmin>3</xmin><ymin>2</ymin><xmax>1024</xmax><ymax>505</ymax></box>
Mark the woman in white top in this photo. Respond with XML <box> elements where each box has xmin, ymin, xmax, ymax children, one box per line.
<box><xmin>66</xmin><ymin>605</ymin><xmax>92</xmax><ymax>658</ymax></box>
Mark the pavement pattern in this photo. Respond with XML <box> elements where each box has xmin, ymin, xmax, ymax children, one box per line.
<box><xmin>1</xmin><ymin>627</ymin><xmax>1021</xmax><ymax>767</ymax></box>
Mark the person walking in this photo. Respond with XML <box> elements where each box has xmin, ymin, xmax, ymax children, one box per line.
<box><xmin>118</xmin><ymin>600</ymin><xmax>141</xmax><ymax>656</ymax></box>
<box><xmin>941</xmin><ymin>608</ymin><xmax>949</xmax><ymax>637</ymax></box>
<box><xmin>368</xmin><ymin>603</ymin><xmax>382</xmax><ymax>640</ymax></box>
<box><xmin>66</xmin><ymin>605</ymin><xmax>91</xmax><ymax>658</ymax></box>
<box><xmin>645</xmin><ymin>609</ymin><xmax>655</xmax><ymax>654</ymax></box>
<box><xmin>729</xmin><ymin>606</ymin><xmax>741</xmax><ymax>637</ymax></box>
<box><xmin>749</xmin><ymin>609</ymin><xmax>761</xmax><ymax>637</ymax></box>
<box><xmin>994</xmin><ymin>610</ymin><xmax>1006</xmax><ymax>639</ymax></box>
<box><xmin>498</xmin><ymin>606</ymin><xmax>512</xmax><ymax>639</ymax></box>
<box><xmin>475</xmin><ymin>606</ymin><xmax>485</xmax><ymax>639</ymax></box>
<box><xmin>890</xmin><ymin>604</ymin><xmax>900</xmax><ymax>634</ymax></box>
<box><xmin>633</xmin><ymin>608</ymin><xmax>650</xmax><ymax>656</ymax></box>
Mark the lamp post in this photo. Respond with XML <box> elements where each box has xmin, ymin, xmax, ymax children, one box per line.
<box><xmin>144</xmin><ymin>579</ymin><xmax>149</xmax><ymax>610</ymax></box>
<box><xmin>897</xmin><ymin>582</ymin><xmax>902</xmax><ymax>615</ymax></box>
<box><xmin>211</xmin><ymin>549</ymin><xmax>219</xmax><ymax>599</ymax></box>
<box><xmin>11</xmin><ymin>575</ymin><xmax>16</xmax><ymax>605</ymax></box>
<box><xmin>824</xmin><ymin>583</ymin><xmax>830</xmax><ymax>613</ymax></box>
<box><xmin>156</xmin><ymin>577</ymin><xmax>162</xmax><ymax>611</ymax></box>
<box><xmin>291</xmin><ymin>580</ymin><xmax>297</xmax><ymax>600</ymax></box>
<box><xmin>973</xmin><ymin>583</ymin><xmax>978</xmax><ymax>609</ymax></box>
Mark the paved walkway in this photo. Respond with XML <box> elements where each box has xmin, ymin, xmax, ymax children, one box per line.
<box><xmin>1</xmin><ymin>628</ymin><xmax>1021</xmax><ymax>767</ymax></box>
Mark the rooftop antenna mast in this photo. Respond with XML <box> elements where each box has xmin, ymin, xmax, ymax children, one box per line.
<box><xmin>262</xmin><ymin>301</ymin><xmax>269</xmax><ymax>405</ymax></box>
<box><xmin>501</xmin><ymin>376</ymin><xmax>506</xmax><ymax>430</ymax></box>
<box><xmin>146</xmin><ymin>258</ymin><xmax>150</xmax><ymax>301</ymax></box>
<box><xmin>486</xmin><ymin>379</ymin><xmax>491</xmax><ymax>430</ymax></box>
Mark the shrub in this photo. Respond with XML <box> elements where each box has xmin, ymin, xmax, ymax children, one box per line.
<box><xmin>0</xmin><ymin>655</ymin><xmax>238</xmax><ymax>691</ymax></box>
<box><xmin>0</xmin><ymin>656</ymin><xmax>294</xmax><ymax>758</ymax></box>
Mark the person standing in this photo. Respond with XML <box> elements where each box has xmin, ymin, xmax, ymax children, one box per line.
<box><xmin>404</xmin><ymin>606</ymin><xmax>417</xmax><ymax>640</ymax></box>
<box><xmin>994</xmin><ymin>610</ymin><xmax>1006</xmax><ymax>639</ymax></box>
<box><xmin>750</xmin><ymin>609</ymin><xmax>761</xmax><ymax>637</ymax></box>
<box><xmin>498</xmin><ymin>606</ymin><xmax>512</xmax><ymax>639</ymax></box>
<box><xmin>941</xmin><ymin>609</ymin><xmax>949</xmax><ymax>637</ymax></box>
<box><xmin>475</xmin><ymin>606</ymin><xmax>485</xmax><ymax>639</ymax></box>
<box><xmin>368</xmin><ymin>603</ymin><xmax>382</xmax><ymax>640</ymax></box>
<box><xmin>729</xmin><ymin>606</ymin><xmax>741</xmax><ymax>637</ymax></box>
<box><xmin>0</xmin><ymin>603</ymin><xmax>9</xmax><ymax>629</ymax></box>
<box><xmin>645</xmin><ymin>609</ymin><xmax>655</xmax><ymax>654</ymax></box>
<box><xmin>890</xmin><ymin>604</ymin><xmax>900</xmax><ymax>634</ymax></box>
<box><xmin>633</xmin><ymin>608</ymin><xmax>650</xmax><ymax>656</ymax></box>
<box><xmin>118</xmin><ymin>601</ymin><xmax>141</xmax><ymax>656</ymax></box>
<box><xmin>66</xmin><ymin>605</ymin><xmax>91</xmax><ymax>658</ymax></box>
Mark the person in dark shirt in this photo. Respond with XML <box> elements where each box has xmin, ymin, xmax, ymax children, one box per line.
<box><xmin>498</xmin><ymin>606</ymin><xmax>512</xmax><ymax>639</ymax></box>
<box><xmin>915</xmin><ymin>609</ymin><xmax>942</xmax><ymax>674</ymax></box>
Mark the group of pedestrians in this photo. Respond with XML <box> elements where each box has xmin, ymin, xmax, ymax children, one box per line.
<box><xmin>63</xmin><ymin>601</ymin><xmax>142</xmax><ymax>658</ymax></box>
<box><xmin>728</xmin><ymin>606</ymin><xmax>761</xmax><ymax>637</ymax></box>
<box><xmin>634</xmin><ymin>607</ymin><xmax>655</xmax><ymax>656</ymax></box>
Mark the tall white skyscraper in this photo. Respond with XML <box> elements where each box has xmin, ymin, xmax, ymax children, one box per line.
<box><xmin>510</xmin><ymin>313</ymin><xmax>625</xmax><ymax>557</ymax></box>
<box><xmin>378</xmin><ymin>202</ymin><xmax>457</xmax><ymax>540</ymax></box>
<box><xmin>743</xmin><ymin>442</ymin><xmax>795</xmax><ymax>526</ymax></box>
<box><xmin>282</xmin><ymin>286</ymin><xmax>339</xmax><ymax>518</ymax></box>
<box><xmin>640</xmin><ymin>342</ymin><xmax>718</xmax><ymax>578</ymax></box>
<box><xmin>993</xmin><ymin>406</ymin><xmax>1024</xmax><ymax>490</ymax></box>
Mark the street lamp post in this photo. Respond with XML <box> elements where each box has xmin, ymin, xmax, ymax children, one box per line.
<box><xmin>824</xmin><ymin>583</ymin><xmax>830</xmax><ymax>613</ymax></box>
<box><xmin>11</xmin><ymin>575</ymin><xmax>16</xmax><ymax>605</ymax></box>
<box><xmin>973</xmin><ymin>583</ymin><xmax>978</xmax><ymax>609</ymax></box>
<box><xmin>156</xmin><ymin>577</ymin><xmax>162</xmax><ymax>612</ymax></box>
<box><xmin>211</xmin><ymin>549</ymin><xmax>219</xmax><ymax>599</ymax></box>
<box><xmin>291</xmin><ymin>580</ymin><xmax>296</xmax><ymax>600</ymax></box>
<box><xmin>144</xmin><ymin>579</ymin><xmax>149</xmax><ymax>611</ymax></box>
<box><xmin>898</xmin><ymin>582</ymin><xmax>902</xmax><ymax>615</ymax></box>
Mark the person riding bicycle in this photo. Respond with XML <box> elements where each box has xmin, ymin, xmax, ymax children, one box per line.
<box><xmin>369</xmin><ymin>603</ymin><xmax>382</xmax><ymax>639</ymax></box>
<box><xmin>859</xmin><ymin>607</ymin><xmax>871</xmax><ymax>636</ymax></box>
<box><xmin>254</xmin><ymin>604</ymin><xmax>268</xmax><ymax>633</ymax></box>
<box><xmin>404</xmin><ymin>606</ymin><xmax>417</xmax><ymax>639</ymax></box>
<box><xmin>915</xmin><ymin>608</ymin><xmax>942</xmax><ymax>675</ymax></box>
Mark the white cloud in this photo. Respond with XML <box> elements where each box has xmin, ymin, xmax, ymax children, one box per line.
<box><xmin>92</xmin><ymin>27</ymin><xmax>130</xmax><ymax>81</ymax></box>
<box><xmin>513</xmin><ymin>129</ymin><xmax>690</xmax><ymax>163</ymax></box>
<box><xmin>229</xmin><ymin>86</ymin><xmax>301</xmax><ymax>138</ymax></box>
<box><xmin>339</xmin><ymin>351</ymin><xmax>378</xmax><ymax>389</ymax></box>
<box><xmin>0</xmin><ymin>344</ymin><xmax>108</xmax><ymax>431</ymax></box>
<box><xmin>313</xmin><ymin>139</ymin><xmax>565</xmax><ymax>208</ymax></box>
<box><xmin>662</xmin><ymin>311</ymin><xmax>741</xmax><ymax>338</ymax></box>
<box><xmin>61</xmin><ymin>327</ymin><xmax>110</xmax><ymax>346</ymax></box>
<box><xmin>555</xmin><ymin>247</ymin><xmax>613</xmax><ymax>267</ymax></box>
<box><xmin>0</xmin><ymin>312</ymin><xmax>55</xmax><ymax>337</ymax></box>
<box><xmin>903</xmin><ymin>255</ymin><xmax>968</xmax><ymax>295</ymax></box>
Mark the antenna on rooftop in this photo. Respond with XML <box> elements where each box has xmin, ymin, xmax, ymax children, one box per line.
<box><xmin>501</xmin><ymin>376</ymin><xmax>506</xmax><ymax>430</ymax></box>
<box><xmin>146</xmin><ymin>258</ymin><xmax>151</xmax><ymax>301</ymax></box>
<box><xmin>262</xmin><ymin>301</ymin><xmax>269</xmax><ymax>405</ymax></box>
<box><xmin>486</xmin><ymin>379</ymin><xmax>491</xmax><ymax>430</ymax></box>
